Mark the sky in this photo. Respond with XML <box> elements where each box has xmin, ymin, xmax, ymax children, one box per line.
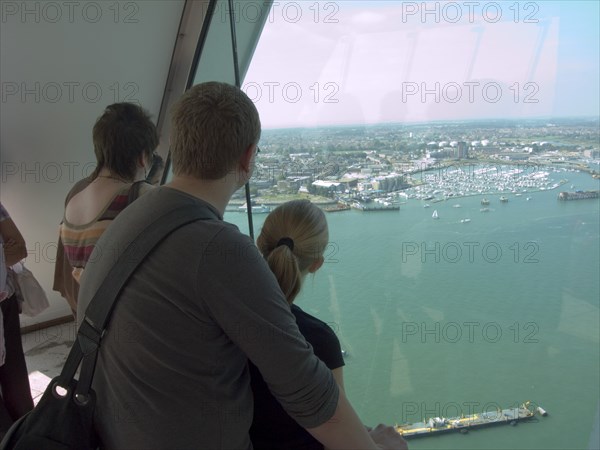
<box><xmin>243</xmin><ymin>1</ymin><xmax>600</xmax><ymax>129</ymax></box>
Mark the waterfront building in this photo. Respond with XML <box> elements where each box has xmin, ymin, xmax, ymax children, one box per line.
<box><xmin>457</xmin><ymin>141</ymin><xmax>469</xmax><ymax>159</ymax></box>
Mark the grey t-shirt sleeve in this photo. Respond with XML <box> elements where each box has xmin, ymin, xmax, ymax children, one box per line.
<box><xmin>198</xmin><ymin>228</ymin><xmax>339</xmax><ymax>429</ymax></box>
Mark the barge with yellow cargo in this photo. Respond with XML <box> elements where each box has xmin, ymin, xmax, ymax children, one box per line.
<box><xmin>396</xmin><ymin>402</ymin><xmax>546</xmax><ymax>439</ymax></box>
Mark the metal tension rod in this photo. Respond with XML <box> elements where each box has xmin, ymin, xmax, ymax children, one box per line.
<box><xmin>228</xmin><ymin>0</ymin><xmax>255</xmax><ymax>240</ymax></box>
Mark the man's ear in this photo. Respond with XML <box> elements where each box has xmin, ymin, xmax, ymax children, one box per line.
<box><xmin>240</xmin><ymin>144</ymin><xmax>257</xmax><ymax>174</ymax></box>
<box><xmin>137</xmin><ymin>152</ymin><xmax>147</xmax><ymax>168</ymax></box>
<box><xmin>308</xmin><ymin>256</ymin><xmax>324</xmax><ymax>274</ymax></box>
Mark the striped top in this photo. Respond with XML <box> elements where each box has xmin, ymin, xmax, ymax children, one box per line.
<box><xmin>60</xmin><ymin>185</ymin><xmax>136</xmax><ymax>283</ymax></box>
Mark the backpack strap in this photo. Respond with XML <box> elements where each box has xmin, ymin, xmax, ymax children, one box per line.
<box><xmin>57</xmin><ymin>205</ymin><xmax>217</xmax><ymax>402</ymax></box>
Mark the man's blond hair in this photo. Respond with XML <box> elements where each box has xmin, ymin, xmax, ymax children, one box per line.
<box><xmin>171</xmin><ymin>82</ymin><xmax>261</xmax><ymax>179</ymax></box>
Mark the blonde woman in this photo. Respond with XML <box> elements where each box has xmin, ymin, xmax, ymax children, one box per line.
<box><xmin>250</xmin><ymin>200</ymin><xmax>367</xmax><ymax>449</ymax></box>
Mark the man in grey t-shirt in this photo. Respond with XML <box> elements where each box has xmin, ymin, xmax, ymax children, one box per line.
<box><xmin>78</xmin><ymin>82</ymin><xmax>407</xmax><ymax>449</ymax></box>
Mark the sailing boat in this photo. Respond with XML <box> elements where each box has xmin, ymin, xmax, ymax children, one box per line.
<box><xmin>432</xmin><ymin>210</ymin><xmax>439</xmax><ymax>219</ymax></box>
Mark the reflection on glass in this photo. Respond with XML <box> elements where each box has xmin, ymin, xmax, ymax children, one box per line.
<box><xmin>237</xmin><ymin>1</ymin><xmax>599</xmax><ymax>449</ymax></box>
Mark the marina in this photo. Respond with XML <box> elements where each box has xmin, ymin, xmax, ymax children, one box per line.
<box><xmin>403</xmin><ymin>165</ymin><xmax>571</xmax><ymax>203</ymax></box>
<box><xmin>327</xmin><ymin>165</ymin><xmax>577</xmax><ymax>213</ymax></box>
<box><xmin>322</xmin><ymin>164</ymin><xmax>580</xmax><ymax>212</ymax></box>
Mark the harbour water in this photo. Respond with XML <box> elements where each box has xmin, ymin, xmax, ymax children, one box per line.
<box><xmin>226</xmin><ymin>168</ymin><xmax>600</xmax><ymax>450</ymax></box>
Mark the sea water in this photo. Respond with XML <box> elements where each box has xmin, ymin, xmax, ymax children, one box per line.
<box><xmin>226</xmin><ymin>168</ymin><xmax>600</xmax><ymax>450</ymax></box>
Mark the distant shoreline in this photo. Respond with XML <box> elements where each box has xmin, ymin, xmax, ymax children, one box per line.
<box><xmin>227</xmin><ymin>159</ymin><xmax>597</xmax><ymax>211</ymax></box>
<box><xmin>227</xmin><ymin>195</ymin><xmax>337</xmax><ymax>209</ymax></box>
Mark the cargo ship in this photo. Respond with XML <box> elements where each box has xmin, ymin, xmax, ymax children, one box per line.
<box><xmin>395</xmin><ymin>402</ymin><xmax>546</xmax><ymax>439</ymax></box>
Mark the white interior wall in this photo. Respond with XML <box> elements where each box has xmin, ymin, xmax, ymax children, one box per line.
<box><xmin>1</xmin><ymin>0</ymin><xmax>273</xmax><ymax>327</ymax></box>
<box><xmin>0</xmin><ymin>0</ymin><xmax>186</xmax><ymax>326</ymax></box>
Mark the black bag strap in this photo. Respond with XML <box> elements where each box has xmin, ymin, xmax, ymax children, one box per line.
<box><xmin>56</xmin><ymin>204</ymin><xmax>217</xmax><ymax>403</ymax></box>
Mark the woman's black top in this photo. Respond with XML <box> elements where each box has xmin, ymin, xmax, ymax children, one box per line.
<box><xmin>249</xmin><ymin>304</ymin><xmax>345</xmax><ymax>450</ymax></box>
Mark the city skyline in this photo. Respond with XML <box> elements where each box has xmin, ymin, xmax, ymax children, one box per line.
<box><xmin>258</xmin><ymin>114</ymin><xmax>600</xmax><ymax>132</ymax></box>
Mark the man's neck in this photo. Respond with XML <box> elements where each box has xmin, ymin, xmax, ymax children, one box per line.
<box><xmin>165</xmin><ymin>174</ymin><xmax>241</xmax><ymax>217</ymax></box>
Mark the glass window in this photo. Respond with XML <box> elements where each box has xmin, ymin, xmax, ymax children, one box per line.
<box><xmin>227</xmin><ymin>2</ymin><xmax>599</xmax><ymax>449</ymax></box>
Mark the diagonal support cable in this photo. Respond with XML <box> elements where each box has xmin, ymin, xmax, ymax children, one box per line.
<box><xmin>229</xmin><ymin>0</ymin><xmax>255</xmax><ymax>240</ymax></box>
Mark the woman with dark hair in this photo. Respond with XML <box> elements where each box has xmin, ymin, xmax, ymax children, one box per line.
<box><xmin>53</xmin><ymin>103</ymin><xmax>163</xmax><ymax>315</ymax></box>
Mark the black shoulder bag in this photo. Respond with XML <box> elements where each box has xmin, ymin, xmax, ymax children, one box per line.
<box><xmin>1</xmin><ymin>205</ymin><xmax>214</xmax><ymax>450</ymax></box>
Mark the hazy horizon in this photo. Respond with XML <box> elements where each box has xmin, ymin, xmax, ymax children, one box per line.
<box><xmin>260</xmin><ymin>115</ymin><xmax>600</xmax><ymax>132</ymax></box>
<box><xmin>244</xmin><ymin>1</ymin><xmax>600</xmax><ymax>129</ymax></box>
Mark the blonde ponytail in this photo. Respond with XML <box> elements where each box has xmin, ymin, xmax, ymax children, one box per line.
<box><xmin>265</xmin><ymin>245</ymin><xmax>302</xmax><ymax>303</ymax></box>
<box><xmin>257</xmin><ymin>200</ymin><xmax>328</xmax><ymax>304</ymax></box>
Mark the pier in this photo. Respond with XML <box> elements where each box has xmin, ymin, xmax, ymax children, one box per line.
<box><xmin>558</xmin><ymin>190</ymin><xmax>599</xmax><ymax>200</ymax></box>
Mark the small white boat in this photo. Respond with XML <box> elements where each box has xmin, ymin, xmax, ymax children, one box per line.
<box><xmin>461</xmin><ymin>218</ymin><xmax>471</xmax><ymax>223</ymax></box>
<box><xmin>423</xmin><ymin>204</ymin><xmax>431</xmax><ymax>208</ymax></box>
<box><xmin>432</xmin><ymin>210</ymin><xmax>439</xmax><ymax>219</ymax></box>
